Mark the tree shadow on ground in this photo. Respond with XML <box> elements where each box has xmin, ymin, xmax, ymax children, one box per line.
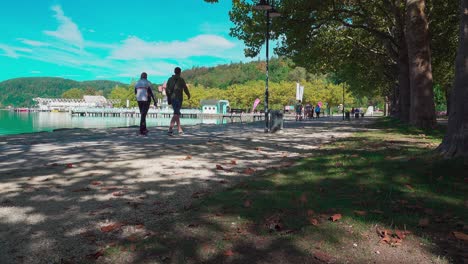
<box><xmin>0</xmin><ymin>117</ymin><xmax>465</xmax><ymax>263</ymax></box>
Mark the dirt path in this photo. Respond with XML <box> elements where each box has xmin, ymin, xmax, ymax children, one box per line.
<box><xmin>0</xmin><ymin>116</ymin><xmax>374</xmax><ymax>263</ymax></box>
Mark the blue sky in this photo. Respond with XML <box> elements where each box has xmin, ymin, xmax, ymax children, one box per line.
<box><xmin>0</xmin><ymin>0</ymin><xmax>261</xmax><ymax>84</ymax></box>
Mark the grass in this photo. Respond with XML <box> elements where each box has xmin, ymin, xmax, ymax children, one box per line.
<box><xmin>102</xmin><ymin>117</ymin><xmax>467</xmax><ymax>263</ymax></box>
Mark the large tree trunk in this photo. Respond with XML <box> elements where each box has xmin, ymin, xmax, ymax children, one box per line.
<box><xmin>405</xmin><ymin>0</ymin><xmax>437</xmax><ymax>129</ymax></box>
<box><xmin>398</xmin><ymin>35</ymin><xmax>411</xmax><ymax>122</ymax></box>
<box><xmin>438</xmin><ymin>0</ymin><xmax>468</xmax><ymax>158</ymax></box>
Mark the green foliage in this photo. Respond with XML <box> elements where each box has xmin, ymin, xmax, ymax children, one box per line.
<box><xmin>62</xmin><ymin>88</ymin><xmax>85</xmax><ymax>99</ymax></box>
<box><xmin>108</xmin><ymin>85</ymin><xmax>138</xmax><ymax>107</ymax></box>
<box><xmin>182</xmin><ymin>79</ymin><xmax>354</xmax><ymax>111</ymax></box>
<box><xmin>0</xmin><ymin>77</ymin><xmax>126</xmax><ymax>107</ymax></box>
<box><xmin>183</xmin><ymin>58</ymin><xmax>294</xmax><ymax>89</ymax></box>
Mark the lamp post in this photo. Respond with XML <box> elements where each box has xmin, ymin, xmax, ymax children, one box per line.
<box><xmin>253</xmin><ymin>0</ymin><xmax>281</xmax><ymax>132</ymax></box>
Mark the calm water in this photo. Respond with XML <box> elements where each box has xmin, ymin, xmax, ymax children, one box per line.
<box><xmin>0</xmin><ymin>110</ymin><xmax>224</xmax><ymax>135</ymax></box>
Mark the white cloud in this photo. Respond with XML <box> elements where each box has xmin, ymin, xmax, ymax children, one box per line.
<box><xmin>31</xmin><ymin>71</ymin><xmax>41</xmax><ymax>74</ymax></box>
<box><xmin>17</xmin><ymin>39</ymin><xmax>49</xmax><ymax>47</ymax></box>
<box><xmin>0</xmin><ymin>44</ymin><xmax>32</xmax><ymax>58</ymax></box>
<box><xmin>110</xmin><ymin>34</ymin><xmax>236</xmax><ymax>60</ymax></box>
<box><xmin>43</xmin><ymin>5</ymin><xmax>84</xmax><ymax>48</ymax></box>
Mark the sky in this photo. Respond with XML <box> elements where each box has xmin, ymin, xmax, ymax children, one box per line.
<box><xmin>0</xmin><ymin>0</ymin><xmax>262</xmax><ymax>84</ymax></box>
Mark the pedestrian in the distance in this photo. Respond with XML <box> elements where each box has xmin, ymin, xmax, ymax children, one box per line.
<box><xmin>166</xmin><ymin>67</ymin><xmax>190</xmax><ymax>136</ymax></box>
<box><xmin>315</xmin><ymin>104</ymin><xmax>321</xmax><ymax>118</ymax></box>
<box><xmin>135</xmin><ymin>72</ymin><xmax>157</xmax><ymax>135</ymax></box>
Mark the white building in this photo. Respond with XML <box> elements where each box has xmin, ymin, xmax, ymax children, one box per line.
<box><xmin>34</xmin><ymin>96</ymin><xmax>120</xmax><ymax>111</ymax></box>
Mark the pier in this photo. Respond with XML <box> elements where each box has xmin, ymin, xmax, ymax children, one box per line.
<box><xmin>70</xmin><ymin>107</ymin><xmax>264</xmax><ymax>122</ymax></box>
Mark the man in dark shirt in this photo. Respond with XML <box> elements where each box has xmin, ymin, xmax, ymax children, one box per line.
<box><xmin>165</xmin><ymin>67</ymin><xmax>190</xmax><ymax>136</ymax></box>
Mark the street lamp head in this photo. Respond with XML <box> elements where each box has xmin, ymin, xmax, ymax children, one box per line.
<box><xmin>269</xmin><ymin>8</ymin><xmax>281</xmax><ymax>18</ymax></box>
<box><xmin>253</xmin><ymin>0</ymin><xmax>272</xmax><ymax>11</ymax></box>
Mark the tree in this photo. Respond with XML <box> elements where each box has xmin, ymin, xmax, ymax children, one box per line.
<box><xmin>438</xmin><ymin>0</ymin><xmax>468</xmax><ymax>157</ymax></box>
<box><xmin>205</xmin><ymin>0</ymin><xmax>457</xmax><ymax>128</ymax></box>
<box><xmin>62</xmin><ymin>88</ymin><xmax>85</xmax><ymax>99</ymax></box>
<box><xmin>405</xmin><ymin>0</ymin><xmax>436</xmax><ymax>129</ymax></box>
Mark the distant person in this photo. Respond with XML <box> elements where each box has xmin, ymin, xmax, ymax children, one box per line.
<box><xmin>135</xmin><ymin>72</ymin><xmax>157</xmax><ymax>135</ymax></box>
<box><xmin>305</xmin><ymin>102</ymin><xmax>312</xmax><ymax>119</ymax></box>
<box><xmin>315</xmin><ymin>104</ymin><xmax>321</xmax><ymax>118</ymax></box>
<box><xmin>295</xmin><ymin>100</ymin><xmax>303</xmax><ymax>121</ymax></box>
<box><xmin>166</xmin><ymin>67</ymin><xmax>191</xmax><ymax>136</ymax></box>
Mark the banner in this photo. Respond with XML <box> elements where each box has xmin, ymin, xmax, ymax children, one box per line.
<box><xmin>252</xmin><ymin>98</ymin><xmax>261</xmax><ymax>111</ymax></box>
<box><xmin>296</xmin><ymin>82</ymin><xmax>304</xmax><ymax>101</ymax></box>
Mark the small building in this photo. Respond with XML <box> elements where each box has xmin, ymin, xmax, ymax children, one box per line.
<box><xmin>200</xmin><ymin>100</ymin><xmax>230</xmax><ymax>114</ymax></box>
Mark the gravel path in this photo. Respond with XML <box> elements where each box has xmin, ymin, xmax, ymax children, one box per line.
<box><xmin>0</xmin><ymin>116</ymin><xmax>375</xmax><ymax>263</ymax></box>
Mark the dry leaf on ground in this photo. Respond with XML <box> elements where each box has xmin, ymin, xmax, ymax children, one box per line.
<box><xmin>309</xmin><ymin>218</ymin><xmax>319</xmax><ymax>226</ymax></box>
<box><xmin>330</xmin><ymin>214</ymin><xmax>342</xmax><ymax>222</ymax></box>
<box><xmin>224</xmin><ymin>249</ymin><xmax>234</xmax><ymax>256</ymax></box>
<box><xmin>100</xmin><ymin>223</ymin><xmax>124</xmax><ymax>233</ymax></box>
<box><xmin>453</xmin><ymin>231</ymin><xmax>468</xmax><ymax>241</ymax></box>
<box><xmin>244</xmin><ymin>168</ymin><xmax>255</xmax><ymax>175</ymax></box>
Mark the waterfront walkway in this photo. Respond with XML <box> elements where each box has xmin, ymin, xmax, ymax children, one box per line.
<box><xmin>0</xmin><ymin>116</ymin><xmax>374</xmax><ymax>263</ymax></box>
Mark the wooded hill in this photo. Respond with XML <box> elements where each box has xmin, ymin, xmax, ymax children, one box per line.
<box><xmin>0</xmin><ymin>77</ymin><xmax>126</xmax><ymax>107</ymax></box>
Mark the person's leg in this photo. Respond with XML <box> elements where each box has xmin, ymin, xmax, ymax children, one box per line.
<box><xmin>143</xmin><ymin>101</ymin><xmax>150</xmax><ymax>132</ymax></box>
<box><xmin>138</xmin><ymin>101</ymin><xmax>145</xmax><ymax>133</ymax></box>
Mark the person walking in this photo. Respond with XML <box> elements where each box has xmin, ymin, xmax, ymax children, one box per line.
<box><xmin>166</xmin><ymin>67</ymin><xmax>190</xmax><ymax>136</ymax></box>
<box><xmin>315</xmin><ymin>104</ymin><xmax>321</xmax><ymax>118</ymax></box>
<box><xmin>135</xmin><ymin>72</ymin><xmax>157</xmax><ymax>135</ymax></box>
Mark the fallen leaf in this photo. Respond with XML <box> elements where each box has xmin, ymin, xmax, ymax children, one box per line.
<box><xmin>255</xmin><ymin>147</ymin><xmax>261</xmax><ymax>152</ymax></box>
<box><xmin>330</xmin><ymin>214</ymin><xmax>342</xmax><ymax>222</ymax></box>
<box><xmin>224</xmin><ymin>249</ymin><xmax>234</xmax><ymax>256</ymax></box>
<box><xmin>184</xmin><ymin>155</ymin><xmax>192</xmax><ymax>160</ymax></box>
<box><xmin>453</xmin><ymin>231</ymin><xmax>468</xmax><ymax>241</ymax></box>
<box><xmin>66</xmin><ymin>163</ymin><xmax>74</xmax><ymax>168</ymax></box>
<box><xmin>91</xmin><ymin>181</ymin><xmax>102</xmax><ymax>186</ymax></box>
<box><xmin>230</xmin><ymin>160</ymin><xmax>237</xmax><ymax>165</ymax></box>
<box><xmin>418</xmin><ymin>218</ymin><xmax>430</xmax><ymax>227</ymax></box>
<box><xmin>112</xmin><ymin>191</ymin><xmax>125</xmax><ymax>197</ymax></box>
<box><xmin>380</xmin><ymin>235</ymin><xmax>391</xmax><ymax>244</ymax></box>
<box><xmin>216</xmin><ymin>164</ymin><xmax>224</xmax><ymax>170</ymax></box>
<box><xmin>354</xmin><ymin>210</ymin><xmax>367</xmax><ymax>216</ymax></box>
<box><xmin>244</xmin><ymin>168</ymin><xmax>255</xmax><ymax>175</ymax></box>
<box><xmin>394</xmin><ymin>230</ymin><xmax>406</xmax><ymax>239</ymax></box>
<box><xmin>100</xmin><ymin>223</ymin><xmax>123</xmax><ymax>233</ymax></box>
<box><xmin>309</xmin><ymin>218</ymin><xmax>319</xmax><ymax>226</ymax></box>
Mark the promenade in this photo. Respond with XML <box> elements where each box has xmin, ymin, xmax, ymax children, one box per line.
<box><xmin>0</xmin><ymin>116</ymin><xmax>373</xmax><ymax>263</ymax></box>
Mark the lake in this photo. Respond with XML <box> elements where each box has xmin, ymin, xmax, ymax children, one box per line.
<box><xmin>0</xmin><ymin>110</ymin><xmax>224</xmax><ymax>135</ymax></box>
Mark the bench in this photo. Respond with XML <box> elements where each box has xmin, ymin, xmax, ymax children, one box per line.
<box><xmin>222</xmin><ymin>108</ymin><xmax>244</xmax><ymax>123</ymax></box>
